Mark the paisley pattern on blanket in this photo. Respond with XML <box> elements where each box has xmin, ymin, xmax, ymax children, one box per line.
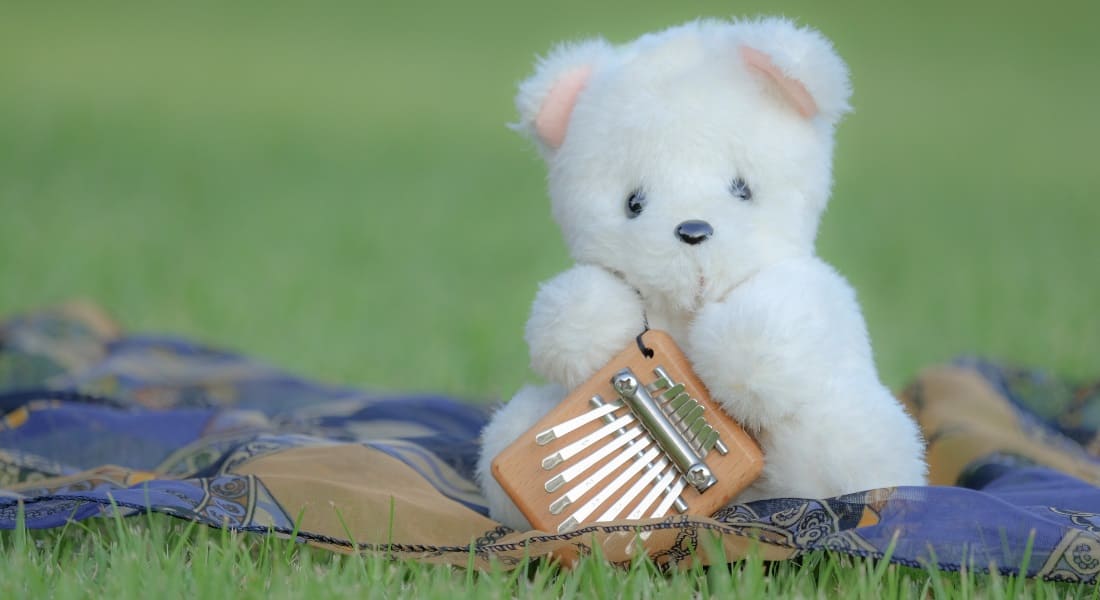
<box><xmin>2</xmin><ymin>302</ymin><xmax>1100</xmax><ymax>582</ymax></box>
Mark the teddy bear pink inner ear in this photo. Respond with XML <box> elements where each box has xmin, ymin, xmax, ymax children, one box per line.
<box><xmin>534</xmin><ymin>65</ymin><xmax>593</xmax><ymax>149</ymax></box>
<box><xmin>739</xmin><ymin>45</ymin><xmax>818</xmax><ymax>119</ymax></box>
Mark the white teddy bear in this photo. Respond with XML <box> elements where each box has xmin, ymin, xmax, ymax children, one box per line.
<box><xmin>477</xmin><ymin>17</ymin><xmax>927</xmax><ymax>530</ymax></box>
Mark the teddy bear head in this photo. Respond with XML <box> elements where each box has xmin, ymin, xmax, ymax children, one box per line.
<box><xmin>514</xmin><ymin>18</ymin><xmax>852</xmax><ymax>313</ymax></box>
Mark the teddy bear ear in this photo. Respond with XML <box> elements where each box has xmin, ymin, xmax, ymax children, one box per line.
<box><xmin>512</xmin><ymin>38</ymin><xmax>612</xmax><ymax>152</ymax></box>
<box><xmin>736</xmin><ymin>18</ymin><xmax>852</xmax><ymax>124</ymax></box>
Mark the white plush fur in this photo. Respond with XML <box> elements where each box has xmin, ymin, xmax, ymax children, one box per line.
<box><xmin>477</xmin><ymin>17</ymin><xmax>927</xmax><ymax>530</ymax></box>
<box><xmin>477</xmin><ymin>383</ymin><xmax>568</xmax><ymax>530</ymax></box>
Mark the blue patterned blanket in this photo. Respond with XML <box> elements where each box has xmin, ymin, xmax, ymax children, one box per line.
<box><xmin>2</xmin><ymin>302</ymin><xmax>1099</xmax><ymax>581</ymax></box>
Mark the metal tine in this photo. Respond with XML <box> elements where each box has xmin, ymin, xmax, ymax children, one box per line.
<box><xmin>658</xmin><ymin>383</ymin><xmax>686</xmax><ymax>403</ymax></box>
<box><xmin>591</xmin><ymin>395</ymin><xmax>689</xmax><ymax>514</ymax></box>
<box><xmin>548</xmin><ymin>434</ymin><xmax>655</xmax><ymax>515</ymax></box>
<box><xmin>697</xmin><ymin>428</ymin><xmax>720</xmax><ymax>454</ymax></box>
<box><xmin>651</xmin><ymin>367</ymin><xmax>674</xmax><ymax>389</ymax></box>
<box><xmin>663</xmin><ymin>393</ymin><xmax>695</xmax><ymax>440</ymax></box>
<box><xmin>565</xmin><ymin>445</ymin><xmax>665</xmax><ymax>529</ymax></box>
<box><xmin>682</xmin><ymin>419</ymin><xmax>705</xmax><ymax>452</ymax></box>
<box><xmin>535</xmin><ymin>397</ymin><xmax>621</xmax><ymax>445</ymax></box>
<box><xmin>688</xmin><ymin>413</ymin><xmax>709</xmax><ymax>439</ymax></box>
<box><xmin>666</xmin><ymin>393</ymin><xmax>693</xmax><ymax>418</ymax></box>
<box><xmin>544</xmin><ymin>425</ymin><xmax>647</xmax><ymax>492</ymax></box>
<box><xmin>672</xmin><ymin>395</ymin><xmax>697</xmax><ymax>420</ymax></box>
<box><xmin>595</xmin><ymin>452</ymin><xmax>671</xmax><ymax>522</ymax></box>
<box><xmin>683</xmin><ymin>417</ymin><xmax>729</xmax><ymax>457</ymax></box>
<box><xmin>645</xmin><ymin>376</ymin><xmax>671</xmax><ymax>395</ymax></box>
<box><xmin>650</xmin><ymin>369</ymin><xmax>732</xmax><ymax>457</ymax></box>
<box><xmin>626</xmin><ymin>464</ymin><xmax>682</xmax><ymax>520</ymax></box>
<box><xmin>687</xmin><ymin>423</ymin><xmax>714</xmax><ymax>455</ymax></box>
<box><xmin>541</xmin><ymin>412</ymin><xmax>636</xmax><ymax>470</ymax></box>
<box><xmin>691</xmin><ymin>419</ymin><xmax>711</xmax><ymax>442</ymax></box>
<box><xmin>652</xmin><ymin>477</ymin><xmax>689</xmax><ymax>518</ymax></box>
<box><xmin>663</xmin><ymin>391</ymin><xmax>730</xmax><ymax>458</ymax></box>
<box><xmin>669</xmin><ymin>391</ymin><xmax>693</xmax><ymax>410</ymax></box>
<box><xmin>673</xmin><ymin>407</ymin><xmax>708</xmax><ymax>457</ymax></box>
<box><xmin>557</xmin><ymin>516</ymin><xmax>580</xmax><ymax>533</ymax></box>
<box><xmin>677</xmin><ymin>404</ymin><xmax>706</xmax><ymax>435</ymax></box>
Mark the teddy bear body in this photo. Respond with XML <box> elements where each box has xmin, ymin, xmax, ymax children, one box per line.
<box><xmin>477</xmin><ymin>18</ymin><xmax>927</xmax><ymax>531</ymax></box>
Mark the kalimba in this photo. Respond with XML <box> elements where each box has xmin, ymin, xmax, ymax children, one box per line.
<box><xmin>492</xmin><ymin>330</ymin><xmax>763</xmax><ymax>533</ymax></box>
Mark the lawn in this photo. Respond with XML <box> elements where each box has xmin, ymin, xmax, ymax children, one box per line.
<box><xmin>1</xmin><ymin>0</ymin><xmax>1098</xmax><ymax>596</ymax></box>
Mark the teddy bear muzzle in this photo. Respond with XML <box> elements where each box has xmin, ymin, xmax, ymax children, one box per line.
<box><xmin>675</xmin><ymin>220</ymin><xmax>713</xmax><ymax>245</ymax></box>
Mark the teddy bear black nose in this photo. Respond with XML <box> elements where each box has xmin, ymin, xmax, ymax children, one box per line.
<box><xmin>676</xmin><ymin>220</ymin><xmax>713</xmax><ymax>245</ymax></box>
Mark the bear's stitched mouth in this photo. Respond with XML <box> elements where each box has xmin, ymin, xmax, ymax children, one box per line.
<box><xmin>693</xmin><ymin>276</ymin><xmax>706</xmax><ymax>308</ymax></box>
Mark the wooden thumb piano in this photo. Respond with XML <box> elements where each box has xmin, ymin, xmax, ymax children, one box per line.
<box><xmin>492</xmin><ymin>330</ymin><xmax>764</xmax><ymax>533</ymax></box>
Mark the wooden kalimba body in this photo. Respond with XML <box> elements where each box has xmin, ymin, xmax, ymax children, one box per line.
<box><xmin>492</xmin><ymin>330</ymin><xmax>763</xmax><ymax>533</ymax></box>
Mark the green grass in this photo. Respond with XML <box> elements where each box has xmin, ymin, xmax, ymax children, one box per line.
<box><xmin>2</xmin><ymin>0</ymin><xmax>1099</xmax><ymax>595</ymax></box>
<box><xmin>2</xmin><ymin>514</ymin><xmax>1096</xmax><ymax>599</ymax></box>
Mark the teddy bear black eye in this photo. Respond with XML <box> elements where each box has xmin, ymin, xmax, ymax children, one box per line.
<box><xmin>625</xmin><ymin>189</ymin><xmax>646</xmax><ymax>218</ymax></box>
<box><xmin>730</xmin><ymin>177</ymin><xmax>752</xmax><ymax>201</ymax></box>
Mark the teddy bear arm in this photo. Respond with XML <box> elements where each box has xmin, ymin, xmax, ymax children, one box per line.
<box><xmin>525</xmin><ymin>264</ymin><xmax>647</xmax><ymax>389</ymax></box>
<box><xmin>689</xmin><ymin>260</ymin><xmax>876</xmax><ymax>432</ymax></box>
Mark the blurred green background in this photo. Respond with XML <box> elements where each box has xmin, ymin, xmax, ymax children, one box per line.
<box><xmin>1</xmin><ymin>1</ymin><xmax>1097</xmax><ymax>400</ymax></box>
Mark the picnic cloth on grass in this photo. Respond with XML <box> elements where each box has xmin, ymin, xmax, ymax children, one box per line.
<box><xmin>1</xmin><ymin>302</ymin><xmax>1099</xmax><ymax>582</ymax></box>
